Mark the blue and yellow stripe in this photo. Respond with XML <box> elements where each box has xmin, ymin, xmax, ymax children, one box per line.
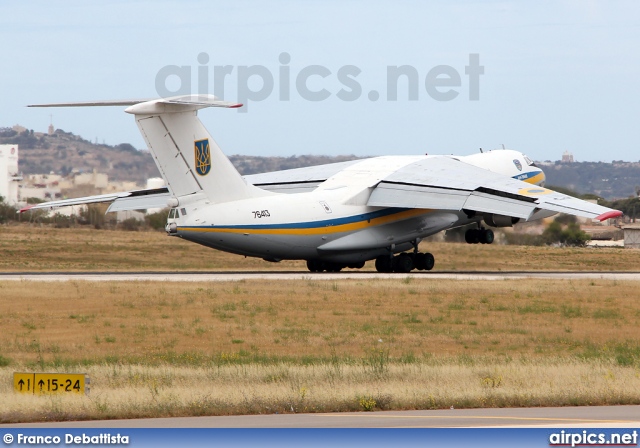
<box><xmin>513</xmin><ymin>170</ymin><xmax>546</xmax><ymax>186</ymax></box>
<box><xmin>180</xmin><ymin>207</ymin><xmax>430</xmax><ymax>236</ymax></box>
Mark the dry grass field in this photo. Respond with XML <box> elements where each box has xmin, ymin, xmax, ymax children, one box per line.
<box><xmin>1</xmin><ymin>224</ymin><xmax>639</xmax><ymax>422</ymax></box>
<box><xmin>2</xmin><ymin>360</ymin><xmax>639</xmax><ymax>422</ymax></box>
<box><xmin>1</xmin><ymin>277</ymin><xmax>640</xmax><ymax>422</ymax></box>
<box><xmin>0</xmin><ymin>223</ymin><xmax>638</xmax><ymax>272</ymax></box>
<box><xmin>1</xmin><ymin>278</ymin><xmax>640</xmax><ymax>362</ymax></box>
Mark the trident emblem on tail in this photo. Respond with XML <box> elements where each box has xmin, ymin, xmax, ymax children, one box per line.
<box><xmin>194</xmin><ymin>139</ymin><xmax>211</xmax><ymax>176</ymax></box>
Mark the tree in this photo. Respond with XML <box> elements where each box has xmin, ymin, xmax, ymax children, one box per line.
<box><xmin>541</xmin><ymin>219</ymin><xmax>590</xmax><ymax>247</ymax></box>
<box><xmin>563</xmin><ymin>223</ymin><xmax>591</xmax><ymax>247</ymax></box>
<box><xmin>0</xmin><ymin>196</ymin><xmax>18</xmax><ymax>224</ymax></box>
<box><xmin>119</xmin><ymin>217</ymin><xmax>142</xmax><ymax>231</ymax></box>
<box><xmin>115</xmin><ymin>143</ymin><xmax>137</xmax><ymax>153</ymax></box>
<box><xmin>78</xmin><ymin>204</ymin><xmax>108</xmax><ymax>228</ymax></box>
<box><xmin>145</xmin><ymin>209</ymin><xmax>169</xmax><ymax>230</ymax></box>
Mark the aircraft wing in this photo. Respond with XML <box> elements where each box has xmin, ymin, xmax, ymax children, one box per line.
<box><xmin>244</xmin><ymin>159</ymin><xmax>362</xmax><ymax>193</ymax></box>
<box><xmin>18</xmin><ymin>159</ymin><xmax>359</xmax><ymax>213</ymax></box>
<box><xmin>367</xmin><ymin>157</ymin><xmax>621</xmax><ymax>222</ymax></box>
<box><xmin>19</xmin><ymin>188</ymin><xmax>170</xmax><ymax>214</ymax></box>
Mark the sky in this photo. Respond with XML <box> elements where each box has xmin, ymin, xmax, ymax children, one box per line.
<box><xmin>1</xmin><ymin>0</ymin><xmax>639</xmax><ymax>162</ymax></box>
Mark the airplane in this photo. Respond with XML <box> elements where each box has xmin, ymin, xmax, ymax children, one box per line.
<box><xmin>22</xmin><ymin>95</ymin><xmax>622</xmax><ymax>273</ymax></box>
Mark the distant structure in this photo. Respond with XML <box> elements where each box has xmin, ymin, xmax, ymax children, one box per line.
<box><xmin>0</xmin><ymin>144</ymin><xmax>22</xmax><ymax>204</ymax></box>
<box><xmin>48</xmin><ymin>115</ymin><xmax>54</xmax><ymax>136</ymax></box>
<box><xmin>561</xmin><ymin>151</ymin><xmax>574</xmax><ymax>163</ymax></box>
<box><xmin>21</xmin><ymin>173</ymin><xmax>65</xmax><ymax>202</ymax></box>
<box><xmin>623</xmin><ymin>225</ymin><xmax>640</xmax><ymax>249</ymax></box>
<box><xmin>75</xmin><ymin>169</ymin><xmax>108</xmax><ymax>189</ymax></box>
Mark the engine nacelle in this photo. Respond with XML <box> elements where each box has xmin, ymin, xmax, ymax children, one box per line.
<box><xmin>484</xmin><ymin>214</ymin><xmax>520</xmax><ymax>228</ymax></box>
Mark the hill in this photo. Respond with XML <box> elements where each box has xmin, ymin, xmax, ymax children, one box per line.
<box><xmin>0</xmin><ymin>127</ymin><xmax>158</xmax><ymax>185</ymax></box>
<box><xmin>542</xmin><ymin>161</ymin><xmax>640</xmax><ymax>200</ymax></box>
<box><xmin>0</xmin><ymin>126</ymin><xmax>362</xmax><ymax>186</ymax></box>
<box><xmin>2</xmin><ymin>126</ymin><xmax>638</xmax><ymax>199</ymax></box>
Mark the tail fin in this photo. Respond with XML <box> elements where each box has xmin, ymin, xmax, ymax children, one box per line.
<box><xmin>126</xmin><ymin>95</ymin><xmax>271</xmax><ymax>203</ymax></box>
<box><xmin>29</xmin><ymin>95</ymin><xmax>272</xmax><ymax>204</ymax></box>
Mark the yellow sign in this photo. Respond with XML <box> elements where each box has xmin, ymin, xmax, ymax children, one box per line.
<box><xmin>13</xmin><ymin>373</ymin><xmax>35</xmax><ymax>393</ymax></box>
<box><xmin>13</xmin><ymin>373</ymin><xmax>89</xmax><ymax>395</ymax></box>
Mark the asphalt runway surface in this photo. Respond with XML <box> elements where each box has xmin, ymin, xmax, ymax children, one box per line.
<box><xmin>1</xmin><ymin>271</ymin><xmax>640</xmax><ymax>282</ymax></box>
<box><xmin>2</xmin><ymin>406</ymin><xmax>640</xmax><ymax>428</ymax></box>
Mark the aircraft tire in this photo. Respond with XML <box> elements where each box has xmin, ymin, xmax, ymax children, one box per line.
<box><xmin>325</xmin><ymin>262</ymin><xmax>343</xmax><ymax>273</ymax></box>
<box><xmin>480</xmin><ymin>229</ymin><xmax>496</xmax><ymax>244</ymax></box>
<box><xmin>465</xmin><ymin>228</ymin><xmax>480</xmax><ymax>244</ymax></box>
<box><xmin>423</xmin><ymin>252</ymin><xmax>435</xmax><ymax>271</ymax></box>
<box><xmin>306</xmin><ymin>260</ymin><xmax>322</xmax><ymax>272</ymax></box>
<box><xmin>375</xmin><ymin>256</ymin><xmax>393</xmax><ymax>273</ymax></box>
<box><xmin>347</xmin><ymin>261</ymin><xmax>365</xmax><ymax>269</ymax></box>
<box><xmin>414</xmin><ymin>253</ymin><xmax>427</xmax><ymax>270</ymax></box>
<box><xmin>480</xmin><ymin>229</ymin><xmax>494</xmax><ymax>244</ymax></box>
<box><xmin>393</xmin><ymin>253</ymin><xmax>414</xmax><ymax>273</ymax></box>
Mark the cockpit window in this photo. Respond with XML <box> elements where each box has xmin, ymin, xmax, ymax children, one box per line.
<box><xmin>523</xmin><ymin>155</ymin><xmax>536</xmax><ymax>166</ymax></box>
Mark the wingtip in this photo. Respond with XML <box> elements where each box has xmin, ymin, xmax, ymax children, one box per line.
<box><xmin>18</xmin><ymin>205</ymin><xmax>34</xmax><ymax>214</ymax></box>
<box><xmin>596</xmin><ymin>210</ymin><xmax>623</xmax><ymax>222</ymax></box>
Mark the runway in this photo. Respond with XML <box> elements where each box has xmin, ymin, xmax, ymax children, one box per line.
<box><xmin>3</xmin><ymin>406</ymin><xmax>640</xmax><ymax>428</ymax></box>
<box><xmin>1</xmin><ymin>271</ymin><xmax>640</xmax><ymax>282</ymax></box>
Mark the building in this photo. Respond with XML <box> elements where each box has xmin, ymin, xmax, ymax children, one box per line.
<box><xmin>20</xmin><ymin>173</ymin><xmax>64</xmax><ymax>202</ymax></box>
<box><xmin>0</xmin><ymin>144</ymin><xmax>22</xmax><ymax>204</ymax></box>
<box><xmin>74</xmin><ymin>169</ymin><xmax>108</xmax><ymax>189</ymax></box>
<box><xmin>561</xmin><ymin>151</ymin><xmax>574</xmax><ymax>163</ymax></box>
<box><xmin>623</xmin><ymin>225</ymin><xmax>640</xmax><ymax>249</ymax></box>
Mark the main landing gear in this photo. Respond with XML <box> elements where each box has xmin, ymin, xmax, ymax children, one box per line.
<box><xmin>374</xmin><ymin>240</ymin><xmax>434</xmax><ymax>274</ymax></box>
<box><xmin>374</xmin><ymin>251</ymin><xmax>435</xmax><ymax>273</ymax></box>
<box><xmin>465</xmin><ymin>227</ymin><xmax>494</xmax><ymax>245</ymax></box>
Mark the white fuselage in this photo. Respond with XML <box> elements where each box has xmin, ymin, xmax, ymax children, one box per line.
<box><xmin>169</xmin><ymin>151</ymin><xmax>545</xmax><ymax>263</ymax></box>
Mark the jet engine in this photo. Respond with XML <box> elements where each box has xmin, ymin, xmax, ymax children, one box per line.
<box><xmin>483</xmin><ymin>214</ymin><xmax>520</xmax><ymax>228</ymax></box>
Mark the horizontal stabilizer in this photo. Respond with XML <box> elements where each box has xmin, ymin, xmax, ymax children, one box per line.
<box><xmin>28</xmin><ymin>95</ymin><xmax>242</xmax><ymax>113</ymax></box>
<box><xmin>27</xmin><ymin>94</ymin><xmax>265</xmax><ymax>205</ymax></box>
<box><xmin>28</xmin><ymin>99</ymin><xmax>154</xmax><ymax>108</ymax></box>
<box><xmin>19</xmin><ymin>187</ymin><xmax>170</xmax><ymax>214</ymax></box>
<box><xmin>106</xmin><ymin>191</ymin><xmax>171</xmax><ymax>213</ymax></box>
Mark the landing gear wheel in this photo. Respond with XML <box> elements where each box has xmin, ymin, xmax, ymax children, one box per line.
<box><xmin>480</xmin><ymin>228</ymin><xmax>494</xmax><ymax>244</ymax></box>
<box><xmin>423</xmin><ymin>252</ymin><xmax>435</xmax><ymax>271</ymax></box>
<box><xmin>347</xmin><ymin>261</ymin><xmax>365</xmax><ymax>269</ymax></box>
<box><xmin>414</xmin><ymin>253</ymin><xmax>427</xmax><ymax>270</ymax></box>
<box><xmin>393</xmin><ymin>253</ymin><xmax>414</xmax><ymax>273</ymax></box>
<box><xmin>325</xmin><ymin>262</ymin><xmax>343</xmax><ymax>273</ymax></box>
<box><xmin>375</xmin><ymin>256</ymin><xmax>393</xmax><ymax>273</ymax></box>
<box><xmin>465</xmin><ymin>228</ymin><xmax>480</xmax><ymax>244</ymax></box>
<box><xmin>306</xmin><ymin>260</ymin><xmax>322</xmax><ymax>272</ymax></box>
